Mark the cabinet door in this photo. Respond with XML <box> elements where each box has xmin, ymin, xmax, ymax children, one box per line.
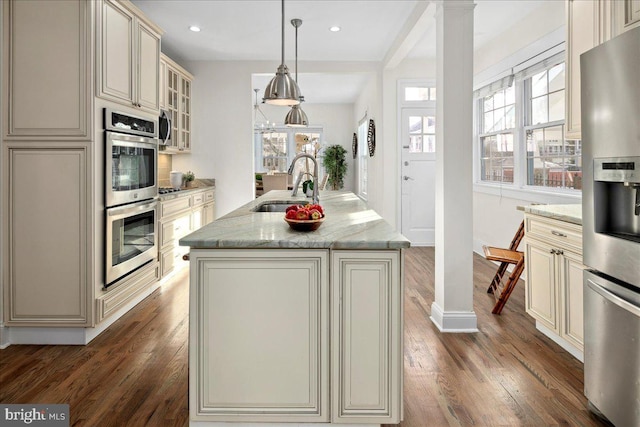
<box><xmin>180</xmin><ymin>77</ymin><xmax>192</xmax><ymax>151</ymax></box>
<box><xmin>136</xmin><ymin>20</ymin><xmax>160</xmax><ymax>112</ymax></box>
<box><xmin>525</xmin><ymin>239</ymin><xmax>558</xmax><ymax>331</ymax></box>
<box><xmin>6</xmin><ymin>145</ymin><xmax>92</xmax><ymax>326</ymax></box>
<box><xmin>203</xmin><ymin>202</ymin><xmax>215</xmax><ymax>225</ymax></box>
<box><xmin>99</xmin><ymin>0</ymin><xmax>134</xmax><ymax>105</ymax></box>
<box><xmin>159</xmin><ymin>57</ymin><xmax>167</xmax><ymax>109</ymax></box>
<box><xmin>166</xmin><ymin>67</ymin><xmax>180</xmax><ymax>149</ymax></box>
<box><xmin>331</xmin><ymin>251</ymin><xmax>402</xmax><ymax>424</ymax></box>
<box><xmin>191</xmin><ymin>206</ymin><xmax>203</xmax><ymax>231</ymax></box>
<box><xmin>190</xmin><ymin>250</ymin><xmax>329</xmax><ymax>422</ymax></box>
<box><xmin>4</xmin><ymin>0</ymin><xmax>91</xmax><ymax>139</ymax></box>
<box><xmin>560</xmin><ymin>250</ymin><xmax>584</xmax><ymax>349</ymax></box>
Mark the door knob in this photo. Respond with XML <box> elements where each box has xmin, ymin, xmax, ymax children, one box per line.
<box><xmin>403</xmin><ymin>176</ymin><xmax>414</xmax><ymax>181</ymax></box>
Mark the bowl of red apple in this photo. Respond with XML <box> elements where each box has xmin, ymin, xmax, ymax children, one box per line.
<box><xmin>284</xmin><ymin>203</ymin><xmax>325</xmax><ymax>231</ymax></box>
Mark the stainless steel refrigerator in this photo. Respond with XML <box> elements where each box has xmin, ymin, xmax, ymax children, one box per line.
<box><xmin>581</xmin><ymin>26</ymin><xmax>640</xmax><ymax>427</ymax></box>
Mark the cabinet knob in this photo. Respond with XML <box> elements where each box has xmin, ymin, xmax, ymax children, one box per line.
<box><xmin>551</xmin><ymin>230</ymin><xmax>567</xmax><ymax>238</ymax></box>
<box><xmin>182</xmin><ymin>254</ymin><xmax>190</xmax><ymax>261</ymax></box>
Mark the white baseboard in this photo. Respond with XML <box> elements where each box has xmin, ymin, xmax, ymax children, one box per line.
<box><xmin>536</xmin><ymin>321</ymin><xmax>584</xmax><ymax>363</ymax></box>
<box><xmin>3</xmin><ymin>281</ymin><xmax>162</xmax><ymax>347</ymax></box>
<box><xmin>430</xmin><ymin>302</ymin><xmax>478</xmax><ymax>333</ymax></box>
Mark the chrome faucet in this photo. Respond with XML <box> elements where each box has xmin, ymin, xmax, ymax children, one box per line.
<box><xmin>288</xmin><ymin>153</ymin><xmax>319</xmax><ymax>205</ymax></box>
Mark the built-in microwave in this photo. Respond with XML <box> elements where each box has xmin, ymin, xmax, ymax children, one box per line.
<box><xmin>159</xmin><ymin>109</ymin><xmax>171</xmax><ymax>145</ymax></box>
<box><xmin>104</xmin><ymin>108</ymin><xmax>158</xmax><ymax>208</ymax></box>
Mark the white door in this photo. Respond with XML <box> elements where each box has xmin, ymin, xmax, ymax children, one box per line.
<box><xmin>401</xmin><ymin>108</ymin><xmax>436</xmax><ymax>246</ymax></box>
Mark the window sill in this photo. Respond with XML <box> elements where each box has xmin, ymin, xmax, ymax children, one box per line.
<box><xmin>473</xmin><ymin>181</ymin><xmax>581</xmax><ymax>205</ymax></box>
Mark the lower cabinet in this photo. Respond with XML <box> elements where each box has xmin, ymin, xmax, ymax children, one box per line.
<box><xmin>4</xmin><ymin>144</ymin><xmax>93</xmax><ymax>326</ymax></box>
<box><xmin>524</xmin><ymin>214</ymin><xmax>584</xmax><ymax>357</ymax></box>
<box><xmin>331</xmin><ymin>251</ymin><xmax>402</xmax><ymax>424</ymax></box>
<box><xmin>190</xmin><ymin>249</ymin><xmax>330</xmax><ymax>423</ymax></box>
<box><xmin>189</xmin><ymin>249</ymin><xmax>403</xmax><ymax>424</ymax></box>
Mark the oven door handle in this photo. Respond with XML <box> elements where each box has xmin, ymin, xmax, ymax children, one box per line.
<box><xmin>107</xmin><ymin>200</ymin><xmax>157</xmax><ymax>217</ymax></box>
<box><xmin>587</xmin><ymin>280</ymin><xmax>640</xmax><ymax>318</ymax></box>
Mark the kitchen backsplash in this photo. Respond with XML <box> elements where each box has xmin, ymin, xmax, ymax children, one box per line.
<box><xmin>158</xmin><ymin>153</ymin><xmax>172</xmax><ymax>187</ymax></box>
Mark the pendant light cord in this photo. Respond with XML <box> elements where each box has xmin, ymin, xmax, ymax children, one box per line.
<box><xmin>281</xmin><ymin>0</ymin><xmax>285</xmax><ymax>65</ymax></box>
<box><xmin>295</xmin><ymin>23</ymin><xmax>298</xmax><ymax>82</ymax></box>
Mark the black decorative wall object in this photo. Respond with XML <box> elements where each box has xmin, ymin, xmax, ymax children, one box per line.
<box><xmin>352</xmin><ymin>133</ymin><xmax>358</xmax><ymax>159</ymax></box>
<box><xmin>367</xmin><ymin>119</ymin><xmax>376</xmax><ymax>157</ymax></box>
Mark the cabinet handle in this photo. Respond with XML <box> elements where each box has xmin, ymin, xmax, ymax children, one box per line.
<box><xmin>556</xmin><ymin>249</ymin><xmax>564</xmax><ymax>255</ymax></box>
<box><xmin>550</xmin><ymin>249</ymin><xmax>557</xmax><ymax>254</ymax></box>
<box><xmin>551</xmin><ymin>230</ymin><xmax>567</xmax><ymax>237</ymax></box>
<box><xmin>182</xmin><ymin>254</ymin><xmax>190</xmax><ymax>261</ymax></box>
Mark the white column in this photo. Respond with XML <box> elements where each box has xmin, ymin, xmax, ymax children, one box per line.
<box><xmin>430</xmin><ymin>0</ymin><xmax>478</xmax><ymax>332</ymax></box>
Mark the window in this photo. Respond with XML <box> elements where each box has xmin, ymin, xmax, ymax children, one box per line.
<box><xmin>254</xmin><ymin>127</ymin><xmax>323</xmax><ymax>177</ymax></box>
<box><xmin>479</xmin><ymin>86</ymin><xmax>516</xmax><ymax>183</ymax></box>
<box><xmin>404</xmin><ymin>86</ymin><xmax>436</xmax><ymax>102</ymax></box>
<box><xmin>475</xmin><ymin>54</ymin><xmax>580</xmax><ymax>192</ymax></box>
<box><xmin>408</xmin><ymin>115</ymin><xmax>436</xmax><ymax>153</ymax></box>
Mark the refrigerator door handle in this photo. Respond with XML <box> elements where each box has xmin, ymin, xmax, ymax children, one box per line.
<box><xmin>587</xmin><ymin>279</ymin><xmax>640</xmax><ymax>318</ymax></box>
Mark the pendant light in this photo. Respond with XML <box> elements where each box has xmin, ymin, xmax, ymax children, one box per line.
<box><xmin>285</xmin><ymin>18</ymin><xmax>309</xmax><ymax>127</ymax></box>
<box><xmin>263</xmin><ymin>0</ymin><xmax>301</xmax><ymax>106</ymax></box>
<box><xmin>253</xmin><ymin>88</ymin><xmax>274</xmax><ymax>133</ymax></box>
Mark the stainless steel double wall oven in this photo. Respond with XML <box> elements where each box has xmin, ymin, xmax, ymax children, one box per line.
<box><xmin>581</xmin><ymin>27</ymin><xmax>640</xmax><ymax>427</ymax></box>
<box><xmin>104</xmin><ymin>108</ymin><xmax>159</xmax><ymax>286</ymax></box>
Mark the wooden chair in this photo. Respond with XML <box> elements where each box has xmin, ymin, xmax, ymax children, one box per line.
<box><xmin>483</xmin><ymin>220</ymin><xmax>525</xmax><ymax>315</ymax></box>
<box><xmin>262</xmin><ymin>174</ymin><xmax>289</xmax><ymax>193</ymax></box>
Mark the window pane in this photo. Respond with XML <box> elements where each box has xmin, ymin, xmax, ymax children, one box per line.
<box><xmin>409</xmin><ymin>116</ymin><xmax>422</xmax><ymax>134</ymax></box>
<box><xmin>484</xmin><ymin>95</ymin><xmax>493</xmax><ymax>112</ymax></box>
<box><xmin>531</xmin><ymin>70</ymin><xmax>548</xmax><ymax>97</ymax></box>
<box><xmin>409</xmin><ymin>135</ymin><xmax>423</xmax><ymax>153</ymax></box>
<box><xmin>494</xmin><ymin>90</ymin><xmax>505</xmax><ymax>108</ymax></box>
<box><xmin>505</xmin><ymin>104</ymin><xmax>516</xmax><ymax>129</ymax></box>
<box><xmin>494</xmin><ymin>107</ymin><xmax>505</xmax><ymax>131</ymax></box>
<box><xmin>425</xmin><ymin>116</ymin><xmax>436</xmax><ymax>133</ymax></box>
<box><xmin>548</xmin><ymin>63</ymin><xmax>565</xmax><ymax>92</ymax></box>
<box><xmin>484</xmin><ymin>111</ymin><xmax>494</xmax><ymax>133</ymax></box>
<box><xmin>505</xmin><ymin>85</ymin><xmax>515</xmax><ymax>105</ymax></box>
<box><xmin>548</xmin><ymin>90</ymin><xmax>565</xmax><ymax>122</ymax></box>
<box><xmin>532</xmin><ymin>95</ymin><xmax>548</xmax><ymax>124</ymax></box>
<box><xmin>424</xmin><ymin>135</ymin><xmax>436</xmax><ymax>153</ymax></box>
<box><xmin>481</xmin><ymin>136</ymin><xmax>495</xmax><ymax>157</ymax></box>
<box><xmin>429</xmin><ymin>87</ymin><xmax>436</xmax><ymax>100</ymax></box>
<box><xmin>405</xmin><ymin>87</ymin><xmax>430</xmax><ymax>101</ymax></box>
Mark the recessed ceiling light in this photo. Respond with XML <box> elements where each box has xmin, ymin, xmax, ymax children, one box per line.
<box><xmin>329</xmin><ymin>26</ymin><xmax>341</xmax><ymax>32</ymax></box>
<box><xmin>189</xmin><ymin>25</ymin><xmax>201</xmax><ymax>32</ymax></box>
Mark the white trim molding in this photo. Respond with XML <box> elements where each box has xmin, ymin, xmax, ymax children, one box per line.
<box><xmin>430</xmin><ymin>302</ymin><xmax>479</xmax><ymax>333</ymax></box>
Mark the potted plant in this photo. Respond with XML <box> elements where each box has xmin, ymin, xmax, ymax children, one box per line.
<box><xmin>322</xmin><ymin>144</ymin><xmax>347</xmax><ymax>190</ymax></box>
<box><xmin>302</xmin><ymin>179</ymin><xmax>314</xmax><ymax>196</ymax></box>
<box><xmin>184</xmin><ymin>170</ymin><xmax>195</xmax><ymax>188</ymax></box>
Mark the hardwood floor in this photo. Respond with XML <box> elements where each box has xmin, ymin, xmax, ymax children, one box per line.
<box><xmin>0</xmin><ymin>248</ymin><xmax>608</xmax><ymax>426</ymax></box>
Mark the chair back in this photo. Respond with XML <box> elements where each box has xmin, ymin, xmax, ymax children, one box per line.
<box><xmin>262</xmin><ymin>174</ymin><xmax>289</xmax><ymax>193</ymax></box>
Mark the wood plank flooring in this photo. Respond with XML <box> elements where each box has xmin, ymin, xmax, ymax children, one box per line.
<box><xmin>0</xmin><ymin>248</ymin><xmax>608</xmax><ymax>426</ymax></box>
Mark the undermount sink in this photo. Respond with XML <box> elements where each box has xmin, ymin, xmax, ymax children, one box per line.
<box><xmin>252</xmin><ymin>201</ymin><xmax>299</xmax><ymax>213</ymax></box>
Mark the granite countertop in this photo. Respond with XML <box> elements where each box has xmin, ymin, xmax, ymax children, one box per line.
<box><xmin>523</xmin><ymin>204</ymin><xmax>582</xmax><ymax>225</ymax></box>
<box><xmin>158</xmin><ymin>180</ymin><xmax>215</xmax><ymax>202</ymax></box>
<box><xmin>179</xmin><ymin>190</ymin><xmax>410</xmax><ymax>249</ymax></box>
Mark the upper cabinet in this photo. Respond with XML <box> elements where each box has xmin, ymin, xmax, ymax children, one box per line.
<box><xmin>565</xmin><ymin>0</ymin><xmax>638</xmax><ymax>140</ymax></box>
<box><xmin>161</xmin><ymin>54</ymin><xmax>193</xmax><ymax>153</ymax></box>
<box><xmin>614</xmin><ymin>0</ymin><xmax>640</xmax><ymax>34</ymax></box>
<box><xmin>2</xmin><ymin>0</ymin><xmax>92</xmax><ymax>140</ymax></box>
<box><xmin>96</xmin><ymin>0</ymin><xmax>163</xmax><ymax>114</ymax></box>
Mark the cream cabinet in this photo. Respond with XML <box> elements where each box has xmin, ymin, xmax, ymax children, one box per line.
<box><xmin>161</xmin><ymin>54</ymin><xmax>193</xmax><ymax>153</ymax></box>
<box><xmin>565</xmin><ymin>0</ymin><xmax>610</xmax><ymax>140</ymax></box>
<box><xmin>331</xmin><ymin>251</ymin><xmax>403</xmax><ymax>424</ymax></box>
<box><xmin>189</xmin><ymin>249</ymin><xmax>330</xmax><ymax>423</ymax></box>
<box><xmin>96</xmin><ymin>0</ymin><xmax>162</xmax><ymax>114</ymax></box>
<box><xmin>2</xmin><ymin>0</ymin><xmax>92</xmax><ymax>140</ymax></box>
<box><xmin>4</xmin><ymin>144</ymin><xmax>93</xmax><ymax>326</ymax></box>
<box><xmin>524</xmin><ymin>214</ymin><xmax>584</xmax><ymax>358</ymax></box>
<box><xmin>158</xmin><ymin>189</ymin><xmax>215</xmax><ymax>279</ymax></box>
<box><xmin>614</xmin><ymin>0</ymin><xmax>640</xmax><ymax>35</ymax></box>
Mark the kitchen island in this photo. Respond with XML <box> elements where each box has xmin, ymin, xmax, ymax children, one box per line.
<box><xmin>180</xmin><ymin>191</ymin><xmax>409</xmax><ymax>426</ymax></box>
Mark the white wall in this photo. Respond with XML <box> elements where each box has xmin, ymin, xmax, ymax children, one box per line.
<box><xmin>172</xmin><ymin>60</ymin><xmax>377</xmax><ymax>218</ymax></box>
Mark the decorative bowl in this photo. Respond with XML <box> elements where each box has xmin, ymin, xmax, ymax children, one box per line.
<box><xmin>284</xmin><ymin>216</ymin><xmax>325</xmax><ymax>231</ymax></box>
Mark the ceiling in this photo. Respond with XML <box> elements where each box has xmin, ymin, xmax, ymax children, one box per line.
<box><xmin>133</xmin><ymin>0</ymin><xmax>551</xmax><ymax>103</ymax></box>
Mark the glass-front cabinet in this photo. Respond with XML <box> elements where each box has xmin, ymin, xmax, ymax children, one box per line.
<box><xmin>161</xmin><ymin>54</ymin><xmax>194</xmax><ymax>153</ymax></box>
